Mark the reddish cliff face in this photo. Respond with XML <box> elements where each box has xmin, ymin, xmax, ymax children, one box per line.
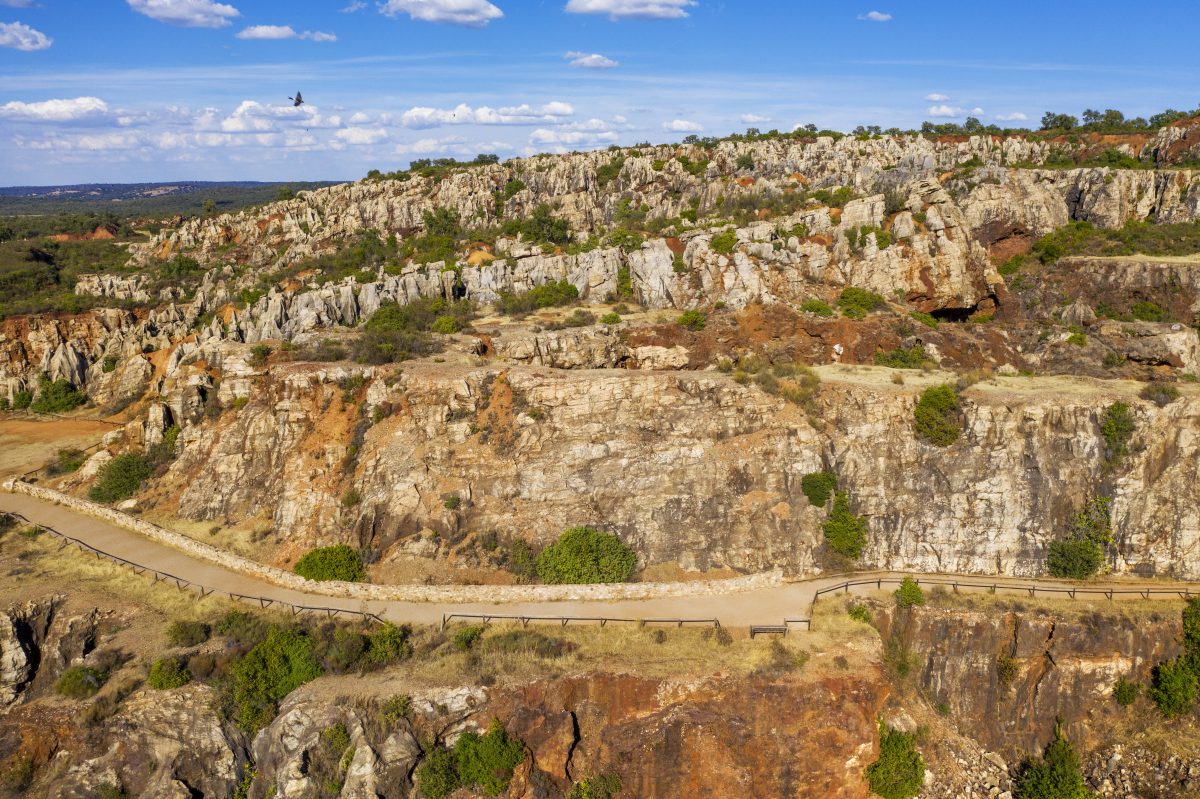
<box><xmin>485</xmin><ymin>670</ymin><xmax>890</xmax><ymax>799</ymax></box>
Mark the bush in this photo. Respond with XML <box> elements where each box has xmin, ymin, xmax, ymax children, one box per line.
<box><xmin>1113</xmin><ymin>678</ymin><xmax>1141</xmax><ymax>706</ymax></box>
<box><xmin>801</xmin><ymin>471</ymin><xmax>837</xmax><ymax>508</ymax></box>
<box><xmin>536</xmin><ymin>526</ymin><xmax>637</xmax><ymax>584</ymax></box>
<box><xmin>710</xmin><ymin>229</ymin><xmax>738</xmax><ymax>254</ymax></box>
<box><xmin>848</xmin><ymin>604</ymin><xmax>872</xmax><ymax>624</ymax></box>
<box><xmin>801</xmin><ymin>299</ymin><xmax>834</xmax><ymax>317</ymax></box>
<box><xmin>454</xmin><ymin>719</ymin><xmax>526</xmax><ymax>796</ymax></box>
<box><xmin>46</xmin><ymin>447</ymin><xmax>86</xmax><ymax>475</ymax></box>
<box><xmin>417</xmin><ymin>746</ymin><xmax>460</xmax><ymax>799</ymax></box>
<box><xmin>147</xmin><ymin>657</ymin><xmax>191</xmax><ymax>690</ymax></box>
<box><xmin>1100</xmin><ymin>401</ymin><xmax>1135</xmax><ymax>463</ymax></box>
<box><xmin>1149</xmin><ymin>657</ymin><xmax>1198</xmax><ymax>718</ymax></box>
<box><xmin>1139</xmin><ymin>383</ymin><xmax>1180</xmax><ymax>407</ymax></box>
<box><xmin>88</xmin><ymin>452</ymin><xmax>152</xmax><ymax>503</ymax></box>
<box><xmin>366</xmin><ymin>623</ymin><xmax>412</xmax><ymax>665</ymax></box>
<box><xmin>228</xmin><ymin>626</ymin><xmax>322</xmax><ymax>732</ymax></box>
<box><xmin>600</xmin><ymin>312</ymin><xmax>621</xmax><ymax>324</ymax></box>
<box><xmin>166</xmin><ymin>620</ymin><xmax>211</xmax><ymax>648</ymax></box>
<box><xmin>12</xmin><ymin>389</ymin><xmax>32</xmax><ymax>410</ymax></box>
<box><xmin>443</xmin><ymin>494</ymin><xmax>461</xmax><ymax>510</ymax></box>
<box><xmin>248</xmin><ymin>343</ymin><xmax>272</xmax><ymax>367</ymax></box>
<box><xmin>893</xmin><ymin>577</ymin><xmax>925</xmax><ymax>608</ymax></box>
<box><xmin>1130</xmin><ymin>300</ymin><xmax>1168</xmax><ymax>322</ymax></box>
<box><xmin>865</xmin><ymin>723</ymin><xmax>925</xmax><ymax>799</ymax></box>
<box><xmin>822</xmin><ymin>492</ymin><xmax>867</xmax><ymax>560</ymax></box>
<box><xmin>913</xmin><ymin>384</ymin><xmax>961</xmax><ymax>446</ymax></box>
<box><xmin>1046</xmin><ymin>496</ymin><xmax>1113</xmax><ymax>580</ymax></box>
<box><xmin>294</xmin><ymin>545</ymin><xmax>366</xmax><ymax>582</ymax></box>
<box><xmin>1013</xmin><ymin>723</ymin><xmax>1091</xmax><ymax>799</ymax></box>
<box><xmin>909</xmin><ymin>311</ymin><xmax>938</xmax><ymax>328</ymax></box>
<box><xmin>30</xmin><ymin>376</ymin><xmax>86</xmax><ymax>413</ymax></box>
<box><xmin>735</xmin><ymin>153</ymin><xmax>755</xmax><ymax>171</ymax></box>
<box><xmin>563</xmin><ymin>309</ymin><xmax>596</xmax><ymax>327</ymax></box>
<box><xmin>837</xmin><ymin>286</ymin><xmax>886</xmax><ymax>319</ymax></box>
<box><xmin>495</xmin><ymin>280</ymin><xmax>579</xmax><ymax>316</ymax></box>
<box><xmin>996</xmin><ymin>653</ymin><xmax>1020</xmax><ymax>687</ymax></box>
<box><xmin>453</xmin><ymin>625</ymin><xmax>484</xmax><ymax>651</ymax></box>
<box><xmin>431</xmin><ymin>315</ymin><xmax>461</xmax><ymax>334</ymax></box>
<box><xmin>55</xmin><ymin>666</ymin><xmax>106</xmax><ymax>698</ymax></box>
<box><xmin>677</xmin><ymin>309</ymin><xmax>707</xmax><ymax>331</ymax></box>
<box><xmin>875</xmin><ymin>344</ymin><xmax>929</xmax><ymax>369</ymax></box>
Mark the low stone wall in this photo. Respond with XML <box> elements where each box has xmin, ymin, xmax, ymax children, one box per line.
<box><xmin>2</xmin><ymin>481</ymin><xmax>783</xmax><ymax>604</ymax></box>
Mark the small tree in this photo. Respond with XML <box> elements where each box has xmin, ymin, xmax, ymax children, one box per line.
<box><xmin>1012</xmin><ymin>723</ymin><xmax>1092</xmax><ymax>799</ymax></box>
<box><xmin>894</xmin><ymin>577</ymin><xmax>925</xmax><ymax>608</ymax></box>
<box><xmin>865</xmin><ymin>722</ymin><xmax>924</xmax><ymax>799</ymax></box>
<box><xmin>89</xmin><ymin>453</ymin><xmax>152</xmax><ymax>503</ymax></box>
<box><xmin>913</xmin><ymin>384</ymin><xmax>961</xmax><ymax>446</ymax></box>
<box><xmin>822</xmin><ymin>492</ymin><xmax>867</xmax><ymax>559</ymax></box>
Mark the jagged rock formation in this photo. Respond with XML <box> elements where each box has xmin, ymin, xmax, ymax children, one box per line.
<box><xmin>0</xmin><ymin>596</ymin><xmax>96</xmax><ymax>711</ymax></box>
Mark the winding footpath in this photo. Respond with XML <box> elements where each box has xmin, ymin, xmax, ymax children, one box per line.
<box><xmin>2</xmin><ymin>491</ymin><xmax>1197</xmax><ymax>630</ymax></box>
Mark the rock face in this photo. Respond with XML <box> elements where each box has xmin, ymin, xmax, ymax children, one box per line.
<box><xmin>0</xmin><ymin>596</ymin><xmax>96</xmax><ymax>712</ymax></box>
<box><xmin>159</xmin><ymin>359</ymin><xmax>1200</xmax><ymax>580</ymax></box>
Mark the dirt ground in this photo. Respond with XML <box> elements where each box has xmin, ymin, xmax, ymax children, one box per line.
<box><xmin>0</xmin><ymin>416</ymin><xmax>116</xmax><ymax>478</ymax></box>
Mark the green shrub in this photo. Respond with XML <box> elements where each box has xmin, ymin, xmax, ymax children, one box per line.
<box><xmin>417</xmin><ymin>745</ymin><xmax>460</xmax><ymax>799</ymax></box>
<box><xmin>1130</xmin><ymin>300</ymin><xmax>1168</xmax><ymax>322</ymax></box>
<box><xmin>442</xmin><ymin>494</ymin><xmax>461</xmax><ymax>510</ymax></box>
<box><xmin>1139</xmin><ymin>383</ymin><xmax>1180</xmax><ymax>407</ymax></box>
<box><xmin>11</xmin><ymin>390</ymin><xmax>32</xmax><ymax>410</ymax></box>
<box><xmin>822</xmin><ymin>492</ymin><xmax>867</xmax><ymax>560</ymax></box>
<box><xmin>710</xmin><ymin>229</ymin><xmax>738</xmax><ymax>254</ymax></box>
<box><xmin>677</xmin><ymin>309</ymin><xmax>707</xmax><ymax>331</ymax></box>
<box><xmin>1046</xmin><ymin>496</ymin><xmax>1112</xmax><ymax>580</ymax></box>
<box><xmin>893</xmin><ymin>577</ymin><xmax>925</xmax><ymax>608</ymax></box>
<box><xmin>294</xmin><ymin>545</ymin><xmax>366</xmax><ymax>582</ymax></box>
<box><xmin>848</xmin><ymin>604</ymin><xmax>872</xmax><ymax>624</ymax></box>
<box><xmin>147</xmin><ymin>657</ymin><xmax>191</xmax><ymax>690</ymax></box>
<box><xmin>365</xmin><ymin>623</ymin><xmax>412</xmax><ymax>665</ymax></box>
<box><xmin>380</xmin><ymin>694</ymin><xmax>413</xmax><ymax>724</ymax></box>
<box><xmin>997</xmin><ymin>255</ymin><xmax>1025</xmax><ymax>277</ymax></box>
<box><xmin>865</xmin><ymin>722</ymin><xmax>925</xmax><ymax>799</ymax></box>
<box><xmin>800</xmin><ymin>471</ymin><xmax>837</xmax><ymax>508</ymax></box>
<box><xmin>453</xmin><ymin>625</ymin><xmax>484</xmax><ymax>651</ymax></box>
<box><xmin>55</xmin><ymin>666</ymin><xmax>106</xmax><ymax>698</ymax></box>
<box><xmin>1013</xmin><ymin>723</ymin><xmax>1091</xmax><ymax>799</ymax></box>
<box><xmin>801</xmin><ymin>298</ymin><xmax>834</xmax><ymax>317</ymax></box>
<box><xmin>1113</xmin><ymin>678</ymin><xmax>1141</xmax><ymax>706</ymax></box>
<box><xmin>536</xmin><ymin>526</ymin><xmax>637</xmax><ymax>584</ymax></box>
<box><xmin>875</xmin><ymin>344</ymin><xmax>929</xmax><ymax>369</ymax></box>
<box><xmin>30</xmin><ymin>377</ymin><xmax>86</xmax><ymax>413</ymax></box>
<box><xmin>595</xmin><ymin>156</ymin><xmax>625</xmax><ymax>189</ymax></box>
<box><xmin>837</xmin><ymin>286</ymin><xmax>886</xmax><ymax>319</ymax></box>
<box><xmin>228</xmin><ymin>626</ymin><xmax>322</xmax><ymax>732</ymax></box>
<box><xmin>1149</xmin><ymin>657</ymin><xmax>1198</xmax><ymax>718</ymax></box>
<box><xmin>166</xmin><ymin>620</ymin><xmax>211</xmax><ymax>648</ymax></box>
<box><xmin>248</xmin><ymin>343</ymin><xmax>272</xmax><ymax>367</ymax></box>
<box><xmin>46</xmin><ymin>447</ymin><xmax>86</xmax><ymax>475</ymax></box>
<box><xmin>909</xmin><ymin>311</ymin><xmax>938</xmax><ymax>329</ymax></box>
<box><xmin>496</xmin><ymin>280</ymin><xmax>579</xmax><ymax>316</ymax></box>
<box><xmin>600</xmin><ymin>312</ymin><xmax>621</xmax><ymax>325</ymax></box>
<box><xmin>88</xmin><ymin>452</ymin><xmax>152</xmax><ymax>503</ymax></box>
<box><xmin>454</xmin><ymin>719</ymin><xmax>526</xmax><ymax>796</ymax></box>
<box><xmin>563</xmin><ymin>309</ymin><xmax>596</xmax><ymax>327</ymax></box>
<box><xmin>1066</xmin><ymin>331</ymin><xmax>1087</xmax><ymax>347</ymax></box>
<box><xmin>1100</xmin><ymin>401</ymin><xmax>1135</xmax><ymax>463</ymax></box>
<box><xmin>431</xmin><ymin>315</ymin><xmax>462</xmax><ymax>334</ymax></box>
<box><xmin>735</xmin><ymin>153</ymin><xmax>755</xmax><ymax>171</ymax></box>
<box><xmin>996</xmin><ymin>653</ymin><xmax>1020</xmax><ymax>687</ymax></box>
<box><xmin>913</xmin><ymin>384</ymin><xmax>961</xmax><ymax>446</ymax></box>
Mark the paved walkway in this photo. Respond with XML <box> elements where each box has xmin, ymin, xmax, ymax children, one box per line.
<box><xmin>2</xmin><ymin>492</ymin><xmax>1196</xmax><ymax>629</ymax></box>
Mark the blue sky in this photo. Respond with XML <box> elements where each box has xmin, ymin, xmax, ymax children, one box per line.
<box><xmin>0</xmin><ymin>0</ymin><xmax>1197</xmax><ymax>184</ymax></box>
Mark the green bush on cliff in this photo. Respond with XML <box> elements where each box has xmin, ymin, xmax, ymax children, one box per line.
<box><xmin>294</xmin><ymin>544</ymin><xmax>366</xmax><ymax>582</ymax></box>
<box><xmin>147</xmin><ymin>657</ymin><xmax>191</xmax><ymax>690</ymax></box>
<box><xmin>865</xmin><ymin>722</ymin><xmax>924</xmax><ymax>799</ymax></box>
<box><xmin>801</xmin><ymin>471</ymin><xmax>838</xmax><ymax>508</ymax></box>
<box><xmin>913</xmin><ymin>384</ymin><xmax>961</xmax><ymax>446</ymax></box>
<box><xmin>1046</xmin><ymin>496</ymin><xmax>1112</xmax><ymax>580</ymax></box>
<box><xmin>1149</xmin><ymin>657</ymin><xmax>1199</xmax><ymax>718</ymax></box>
<box><xmin>1100</xmin><ymin>401</ymin><xmax>1135</xmax><ymax>464</ymax></box>
<box><xmin>88</xmin><ymin>453</ymin><xmax>152</xmax><ymax>503</ymax></box>
<box><xmin>837</xmin><ymin>286</ymin><xmax>887</xmax><ymax>319</ymax></box>
<box><xmin>228</xmin><ymin>626</ymin><xmax>322</xmax><ymax>733</ymax></box>
<box><xmin>1013</xmin><ymin>723</ymin><xmax>1092</xmax><ymax>799</ymax></box>
<box><xmin>30</xmin><ymin>376</ymin><xmax>86</xmax><ymax>413</ymax></box>
<box><xmin>568</xmin><ymin>775</ymin><xmax>622</xmax><ymax>799</ymax></box>
<box><xmin>893</xmin><ymin>577</ymin><xmax>925</xmax><ymax>608</ymax></box>
<box><xmin>536</xmin><ymin>527</ymin><xmax>637</xmax><ymax>584</ymax></box>
<box><xmin>416</xmin><ymin>719</ymin><xmax>525</xmax><ymax>799</ymax></box>
<box><xmin>1112</xmin><ymin>678</ymin><xmax>1141</xmax><ymax>706</ymax></box>
<box><xmin>822</xmin><ymin>492</ymin><xmax>867</xmax><ymax>560</ymax></box>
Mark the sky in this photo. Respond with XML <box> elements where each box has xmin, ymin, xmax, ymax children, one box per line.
<box><xmin>0</xmin><ymin>0</ymin><xmax>1197</xmax><ymax>185</ymax></box>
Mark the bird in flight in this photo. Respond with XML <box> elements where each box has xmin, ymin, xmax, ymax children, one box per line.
<box><xmin>289</xmin><ymin>91</ymin><xmax>304</xmax><ymax>107</ymax></box>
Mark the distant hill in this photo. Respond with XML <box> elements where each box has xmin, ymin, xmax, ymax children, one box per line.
<box><xmin>0</xmin><ymin>181</ymin><xmax>339</xmax><ymax>217</ymax></box>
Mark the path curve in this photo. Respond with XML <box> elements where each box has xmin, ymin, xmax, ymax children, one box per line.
<box><xmin>2</xmin><ymin>492</ymin><xmax>1196</xmax><ymax>629</ymax></box>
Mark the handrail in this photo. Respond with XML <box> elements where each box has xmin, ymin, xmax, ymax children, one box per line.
<box><xmin>20</xmin><ymin>439</ymin><xmax>107</xmax><ymax>480</ymax></box>
<box><xmin>2</xmin><ymin>511</ymin><xmax>385</xmax><ymax>626</ymax></box>
<box><xmin>440</xmin><ymin>612</ymin><xmax>721</xmax><ymax>631</ymax></box>
<box><xmin>810</xmin><ymin>575</ymin><xmax>1194</xmax><ymax>603</ymax></box>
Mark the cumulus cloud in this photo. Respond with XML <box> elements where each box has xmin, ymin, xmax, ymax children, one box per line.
<box><xmin>0</xmin><ymin>96</ymin><xmax>108</xmax><ymax>121</ymax></box>
<box><xmin>995</xmin><ymin>112</ymin><xmax>1028</xmax><ymax>122</ymax></box>
<box><xmin>565</xmin><ymin>51</ymin><xmax>618</xmax><ymax>69</ymax></box>
<box><xmin>530</xmin><ymin>127</ymin><xmax>617</xmax><ymax>146</ymax></box>
<box><xmin>564</xmin><ymin>0</ymin><xmax>696</xmax><ymax>20</ymax></box>
<box><xmin>401</xmin><ymin>101</ymin><xmax>573</xmax><ymax>128</ymax></box>
<box><xmin>662</xmin><ymin>118</ymin><xmax>702</xmax><ymax>132</ymax></box>
<box><xmin>127</xmin><ymin>0</ymin><xmax>240</xmax><ymax>28</ymax></box>
<box><xmin>857</xmin><ymin>10</ymin><xmax>891</xmax><ymax>21</ymax></box>
<box><xmin>740</xmin><ymin>113</ymin><xmax>770</xmax><ymax>124</ymax></box>
<box><xmin>0</xmin><ymin>20</ymin><xmax>51</xmax><ymax>50</ymax></box>
<box><xmin>335</xmin><ymin>126</ymin><xmax>388</xmax><ymax>145</ymax></box>
<box><xmin>379</xmin><ymin>0</ymin><xmax>503</xmax><ymax>27</ymax></box>
<box><xmin>927</xmin><ymin>104</ymin><xmax>966</xmax><ymax>118</ymax></box>
<box><xmin>924</xmin><ymin>93</ymin><xmax>949</xmax><ymax>102</ymax></box>
<box><xmin>236</xmin><ymin>25</ymin><xmax>336</xmax><ymax>41</ymax></box>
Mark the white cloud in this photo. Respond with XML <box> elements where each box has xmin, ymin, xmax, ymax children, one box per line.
<box><xmin>0</xmin><ymin>20</ymin><xmax>51</xmax><ymax>50</ymax></box>
<box><xmin>565</xmin><ymin>51</ymin><xmax>618</xmax><ymax>69</ymax></box>
<box><xmin>340</xmin><ymin>0</ymin><xmax>366</xmax><ymax>10</ymax></box>
<box><xmin>927</xmin><ymin>104</ymin><xmax>966</xmax><ymax>118</ymax></box>
<box><xmin>740</xmin><ymin>113</ymin><xmax>770</xmax><ymax>124</ymax></box>
<box><xmin>564</xmin><ymin>0</ymin><xmax>695</xmax><ymax>20</ymax></box>
<box><xmin>969</xmin><ymin>107</ymin><xmax>984</xmax><ymax>115</ymax></box>
<box><xmin>335</xmin><ymin>126</ymin><xmax>388</xmax><ymax>145</ymax></box>
<box><xmin>995</xmin><ymin>112</ymin><xmax>1028</xmax><ymax>122</ymax></box>
<box><xmin>924</xmin><ymin>93</ymin><xmax>949</xmax><ymax>102</ymax></box>
<box><xmin>0</xmin><ymin>96</ymin><xmax>108</xmax><ymax>121</ymax></box>
<box><xmin>348</xmin><ymin>111</ymin><xmax>371</xmax><ymax>124</ymax></box>
<box><xmin>127</xmin><ymin>0</ymin><xmax>240</xmax><ymax>28</ymax></box>
<box><xmin>663</xmin><ymin>118</ymin><xmax>702</xmax><ymax>132</ymax></box>
<box><xmin>857</xmin><ymin>10</ymin><xmax>891</xmax><ymax>21</ymax></box>
<box><xmin>235</xmin><ymin>25</ymin><xmax>336</xmax><ymax>41</ymax></box>
<box><xmin>401</xmin><ymin>101</ymin><xmax>573</xmax><ymax>128</ymax></box>
<box><xmin>530</xmin><ymin>127</ymin><xmax>617</xmax><ymax>146</ymax></box>
<box><xmin>378</xmin><ymin>0</ymin><xmax>502</xmax><ymax>27</ymax></box>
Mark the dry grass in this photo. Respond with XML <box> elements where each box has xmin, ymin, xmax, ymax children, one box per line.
<box><xmin>921</xmin><ymin>584</ymin><xmax>1187</xmax><ymax>622</ymax></box>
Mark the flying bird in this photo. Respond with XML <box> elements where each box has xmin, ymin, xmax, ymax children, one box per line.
<box><xmin>289</xmin><ymin>91</ymin><xmax>304</xmax><ymax>107</ymax></box>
